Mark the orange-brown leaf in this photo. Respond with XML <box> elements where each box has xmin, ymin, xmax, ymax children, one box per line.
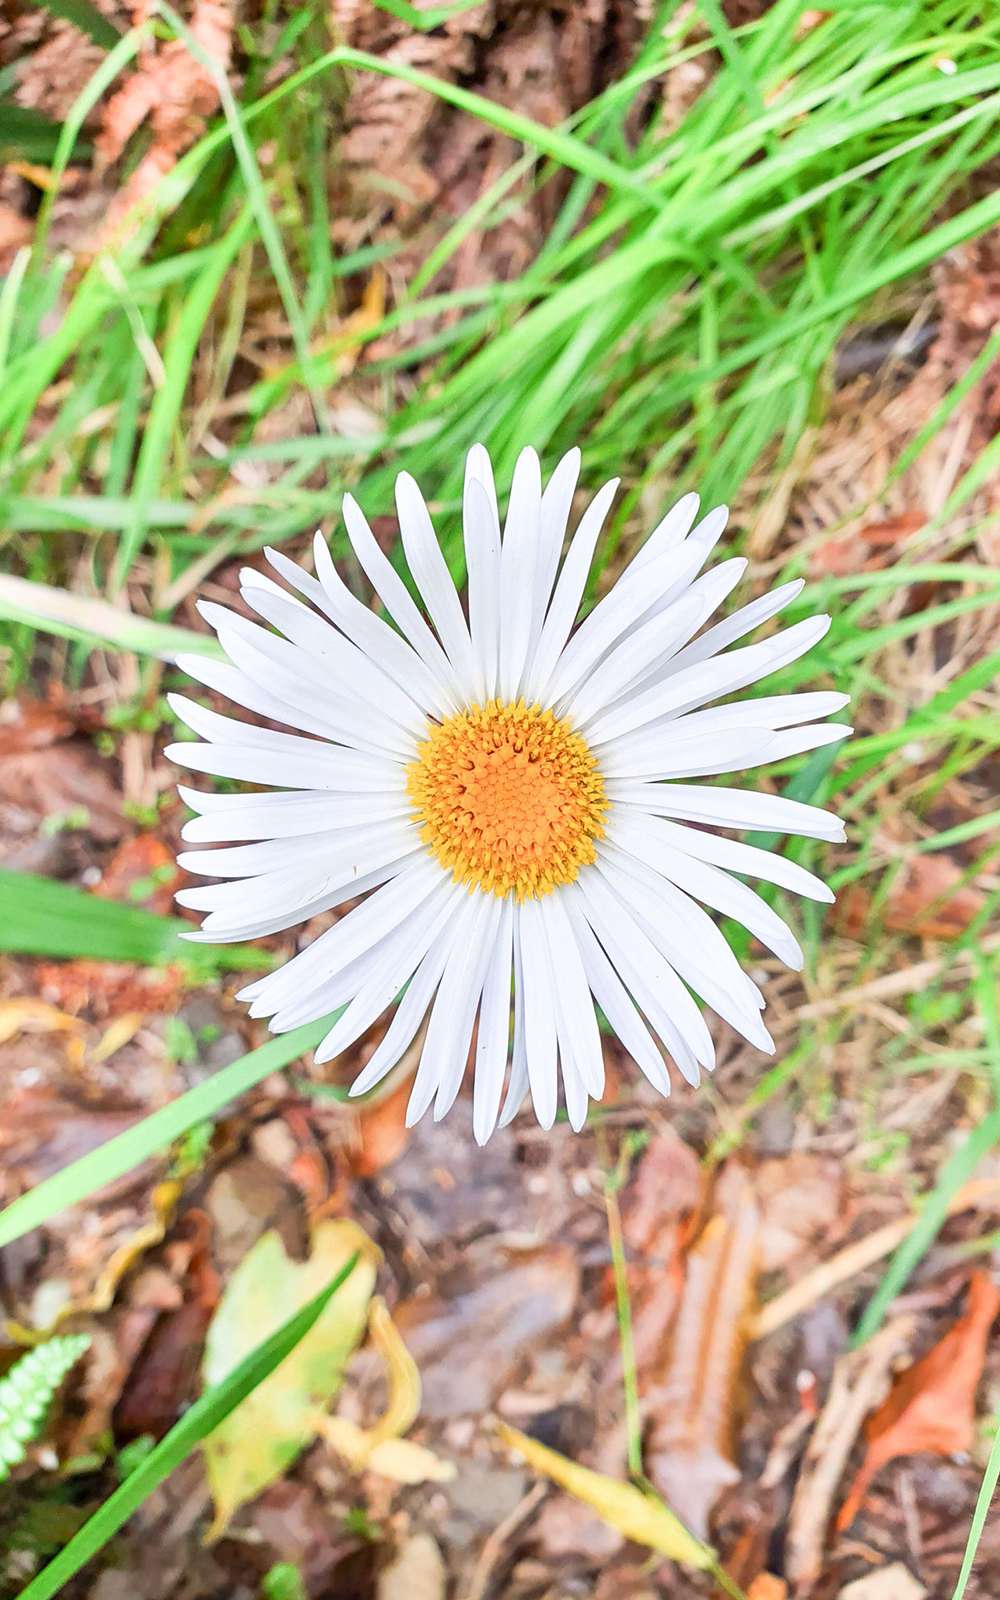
<box><xmin>837</xmin><ymin>1272</ymin><xmax>1000</xmax><ymax>1528</ymax></box>
<box><xmin>646</xmin><ymin>1166</ymin><xmax>760</xmax><ymax>1537</ymax></box>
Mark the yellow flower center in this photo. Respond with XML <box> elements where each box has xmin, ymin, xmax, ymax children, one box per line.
<box><xmin>406</xmin><ymin>698</ymin><xmax>608</xmax><ymax>900</ymax></box>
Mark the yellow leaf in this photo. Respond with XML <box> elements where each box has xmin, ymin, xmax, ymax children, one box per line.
<box><xmin>497</xmin><ymin>1422</ymin><xmax>714</xmax><ymax>1570</ymax></box>
<box><xmin>201</xmin><ymin>1219</ymin><xmax>378</xmax><ymax>1540</ymax></box>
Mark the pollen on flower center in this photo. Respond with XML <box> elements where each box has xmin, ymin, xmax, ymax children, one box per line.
<box><xmin>406</xmin><ymin>699</ymin><xmax>608</xmax><ymax>899</ymax></box>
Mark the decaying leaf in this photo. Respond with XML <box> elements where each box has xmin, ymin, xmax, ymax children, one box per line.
<box><xmin>646</xmin><ymin>1165</ymin><xmax>760</xmax><ymax>1537</ymax></box>
<box><xmin>202</xmin><ymin>1219</ymin><xmax>378</xmax><ymax>1540</ymax></box>
<box><xmin>319</xmin><ymin>1297</ymin><xmax>454</xmax><ymax>1485</ymax></box>
<box><xmin>838</xmin><ymin>855</ymin><xmax>985</xmax><ymax>941</ymax></box>
<box><xmin>376</xmin><ymin>1532</ymin><xmax>446</xmax><ymax>1600</ymax></box>
<box><xmin>837</xmin><ymin>1272</ymin><xmax>1000</xmax><ymax>1529</ymax></box>
<box><xmin>497</xmin><ymin>1422</ymin><xmax>714</xmax><ymax>1571</ymax></box>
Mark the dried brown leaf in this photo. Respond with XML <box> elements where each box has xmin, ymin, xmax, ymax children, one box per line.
<box><xmin>838</xmin><ymin>855</ymin><xmax>985</xmax><ymax>941</ymax></box>
<box><xmin>646</xmin><ymin>1166</ymin><xmax>760</xmax><ymax>1538</ymax></box>
<box><xmin>837</xmin><ymin>1272</ymin><xmax>1000</xmax><ymax>1529</ymax></box>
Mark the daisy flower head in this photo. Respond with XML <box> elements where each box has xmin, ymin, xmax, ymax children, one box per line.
<box><xmin>168</xmin><ymin>446</ymin><xmax>848</xmax><ymax>1144</ymax></box>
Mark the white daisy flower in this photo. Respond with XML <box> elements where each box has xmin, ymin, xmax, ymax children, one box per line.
<box><xmin>168</xmin><ymin>446</ymin><xmax>849</xmax><ymax>1143</ymax></box>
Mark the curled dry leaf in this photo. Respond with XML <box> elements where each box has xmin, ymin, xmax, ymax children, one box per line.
<box><xmin>497</xmin><ymin>1421</ymin><xmax>714</xmax><ymax>1572</ymax></box>
<box><xmin>646</xmin><ymin>1165</ymin><xmax>761</xmax><ymax>1539</ymax></box>
<box><xmin>837</xmin><ymin>1271</ymin><xmax>1000</xmax><ymax>1530</ymax></box>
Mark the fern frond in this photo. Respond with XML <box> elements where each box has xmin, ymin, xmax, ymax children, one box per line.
<box><xmin>0</xmin><ymin>1335</ymin><xmax>90</xmax><ymax>1480</ymax></box>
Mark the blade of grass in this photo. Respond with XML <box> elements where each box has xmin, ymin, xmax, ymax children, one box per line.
<box><xmin>0</xmin><ymin>575</ymin><xmax>224</xmax><ymax>660</ymax></box>
<box><xmin>0</xmin><ymin>1012</ymin><xmax>341</xmax><ymax>1250</ymax></box>
<box><xmin>14</xmin><ymin>1254</ymin><xmax>359</xmax><ymax>1600</ymax></box>
<box><xmin>950</xmin><ymin>1411</ymin><xmax>1000</xmax><ymax>1600</ymax></box>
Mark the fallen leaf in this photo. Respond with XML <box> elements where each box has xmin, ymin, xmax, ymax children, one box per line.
<box><xmin>747</xmin><ymin>1577</ymin><xmax>788</xmax><ymax>1600</ymax></box>
<box><xmin>646</xmin><ymin>1166</ymin><xmax>760</xmax><ymax>1538</ymax></box>
<box><xmin>319</xmin><ymin>1297</ymin><xmax>455</xmax><ymax>1485</ymax></box>
<box><xmin>756</xmin><ymin>1154</ymin><xmax>845</xmax><ymax>1272</ymax></box>
<box><xmin>94</xmin><ymin>834</ymin><xmax>180</xmax><ymax>915</ymax></box>
<box><xmin>497</xmin><ymin>1422</ymin><xmax>714</xmax><ymax>1571</ymax></box>
<box><xmin>837</xmin><ymin>1564</ymin><xmax>927</xmax><ymax>1600</ymax></box>
<box><xmin>810</xmin><ymin>514</ymin><xmax>924</xmax><ymax>577</ymax></box>
<box><xmin>376</xmin><ymin>1532</ymin><xmax>446</xmax><ymax>1600</ymax></box>
<box><xmin>838</xmin><ymin>855</ymin><xmax>984</xmax><ymax>941</ymax></box>
<box><xmin>201</xmin><ymin>1218</ymin><xmax>378</xmax><ymax>1540</ymax></box>
<box><xmin>619</xmin><ymin>1130</ymin><xmax>702</xmax><ymax>1373</ymax></box>
<box><xmin>348</xmin><ymin>1075</ymin><xmax>412</xmax><ymax>1177</ymax></box>
<box><xmin>837</xmin><ymin>1272</ymin><xmax>1000</xmax><ymax>1529</ymax></box>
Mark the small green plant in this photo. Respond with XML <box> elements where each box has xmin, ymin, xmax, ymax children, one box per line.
<box><xmin>0</xmin><ymin>1337</ymin><xmax>91</xmax><ymax>1482</ymax></box>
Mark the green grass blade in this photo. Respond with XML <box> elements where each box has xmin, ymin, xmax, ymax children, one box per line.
<box><xmin>0</xmin><ymin>1014</ymin><xmax>341</xmax><ymax>1250</ymax></box>
<box><xmin>0</xmin><ymin>869</ymin><xmax>263</xmax><ymax>972</ymax></box>
<box><xmin>951</xmin><ymin>1412</ymin><xmax>1000</xmax><ymax>1600</ymax></box>
<box><xmin>14</xmin><ymin>1256</ymin><xmax>359</xmax><ymax>1600</ymax></box>
<box><xmin>0</xmin><ymin>575</ymin><xmax>224</xmax><ymax>661</ymax></box>
<box><xmin>35</xmin><ymin>0</ymin><xmax>121</xmax><ymax>48</ymax></box>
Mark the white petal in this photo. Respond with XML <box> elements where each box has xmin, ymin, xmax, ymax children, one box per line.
<box><xmin>241</xmin><ymin>856</ymin><xmax>443</xmax><ymax>1013</ymax></box>
<box><xmin>464</xmin><ymin>473</ymin><xmax>501</xmax><ymax>702</ymax></box>
<box><xmin>660</xmin><ymin>691</ymin><xmax>850</xmax><ymax>734</ymax></box>
<box><xmin>177</xmin><ymin>818</ymin><xmax>418</xmax><ymax>880</ymax></box>
<box><xmin>625</xmin><ymin>492</ymin><xmax>700</xmax><ymax>571</ymax></box>
<box><xmin>175</xmin><ymin>652</ymin><xmax>343</xmax><ymax>742</ymax></box>
<box><xmin>176</xmin><ymin>830</ymin><xmax>416</xmax><ymax>922</ymax></box>
<box><xmin>530</xmin><ymin>448</ymin><xmax>581</xmax><ymax>657</ymax></box>
<box><xmin>597</xmin><ymin>852</ymin><xmax>775</xmax><ymax>1054</ymax></box>
<box><xmin>572</xmin><ymin>870</ymin><xmax>712</xmax><ymax>1079</ymax></box>
<box><xmin>586</xmin><ymin>616</ymin><xmax>832</xmax><ymax>746</ymax></box>
<box><xmin>607</xmin><ymin>780</ymin><xmax>846</xmax><ymax>841</ymax></box>
<box><xmin>560</xmin><ymin>590</ymin><xmax>713</xmax><ymax>728</ymax></box>
<box><xmin>758</xmin><ymin>723</ymin><xmax>852</xmax><ymax>762</ymax></box>
<box><xmin>473</xmin><ymin>896</ymin><xmax>515</xmax><ymax>1145</ymax></box>
<box><xmin>610</xmin><ymin>811</ymin><xmax>803</xmax><ymax>968</ymax></box>
<box><xmin>312</xmin><ymin>885</ymin><xmax>457</xmax><ymax>1063</ymax></box>
<box><xmin>606</xmin><ymin>557</ymin><xmax>747</xmax><ymax>702</ymax></box>
<box><xmin>497</xmin><ymin>910</ymin><xmax>530</xmax><ymax>1129</ymax></box>
<box><xmin>169</xmin><ymin>692</ymin><xmax>299</xmax><ymax>753</ymax></box>
<box><xmin>607</xmin><ymin>809</ymin><xmax>833</xmax><ymax>902</ymax></box>
<box><xmin>395</xmin><ymin>471</ymin><xmax>477</xmax><ymax>683</ymax></box>
<box><xmin>669</xmin><ymin>578</ymin><xmax>805</xmax><ymax>673</ymax></box>
<box><xmin>564</xmin><ymin>899</ymin><xmax>671</xmax><ymax>1095</ymax></box>
<box><xmin>238</xmin><ymin>583</ymin><xmax>427</xmax><ymax>736</ymax></box>
<box><xmin>341</xmin><ymin>493</ymin><xmax>463</xmax><ymax>700</ymax></box>
<box><xmin>539</xmin><ymin>894</ymin><xmax>604</xmax><ymax>1099</ymax></box>
<box><xmin>166</xmin><ymin>741</ymin><xmax>401</xmax><ymax>792</ymax></box>
<box><xmin>404</xmin><ymin>893</ymin><xmax>494</xmax><ymax>1125</ymax></box>
<box><xmin>598</xmin><ymin>728</ymin><xmax>777</xmax><ymax>782</ymax></box>
<box><xmin>498</xmin><ymin>447</ymin><xmax>542</xmax><ymax>699</ymax></box>
<box><xmin>522</xmin><ymin>478</ymin><xmax>619</xmax><ymax>702</ymax></box>
<box><xmin>544</xmin><ymin>542</ymin><xmax>703</xmax><ymax>708</ymax></box>
<box><xmin>517</xmin><ymin>897</ymin><xmax>559</xmax><ymax>1130</ymax></box>
<box><xmin>180</xmin><ymin>789</ymin><xmax>411</xmax><ymax>844</ymax></box>
<box><xmin>432</xmin><ymin>894</ymin><xmax>504</xmax><ymax>1121</ymax></box>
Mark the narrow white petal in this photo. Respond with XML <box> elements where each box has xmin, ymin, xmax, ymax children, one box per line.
<box><xmin>626</xmin><ymin>492</ymin><xmax>700</xmax><ymax>571</ymax></box>
<box><xmin>669</xmin><ymin>578</ymin><xmax>805</xmax><ymax>673</ymax></box>
<box><xmin>395</xmin><ymin>471</ymin><xmax>477</xmax><ymax>683</ymax></box>
<box><xmin>169</xmin><ymin>692</ymin><xmax>299</xmax><ymax>753</ymax></box>
<box><xmin>313</xmin><ymin>887</ymin><xmax>456</xmax><ymax>1064</ymax></box>
<box><xmin>177</xmin><ymin>818</ymin><xmax>418</xmax><ymax>880</ymax></box>
<box><xmin>341</xmin><ymin>493</ymin><xmax>464</xmax><ymax>700</ymax></box>
<box><xmin>560</xmin><ymin>590</ymin><xmax>709</xmax><ymax>728</ymax></box>
<box><xmin>432</xmin><ymin>894</ymin><xmax>504</xmax><ymax>1121</ymax></box>
<box><xmin>598</xmin><ymin>852</ymin><xmax>775</xmax><ymax>1054</ymax></box>
<box><xmin>238</xmin><ymin>583</ymin><xmax>427</xmax><ymax>736</ymax></box>
<box><xmin>522</xmin><ymin>478</ymin><xmax>619</xmax><ymax>702</ymax></box>
<box><xmin>472</xmin><ymin>897</ymin><xmax>514</xmax><ymax>1145</ymax></box>
<box><xmin>564</xmin><ymin>899</ymin><xmax>671</xmax><ymax>1096</ymax></box>
<box><xmin>404</xmin><ymin>893</ymin><xmax>491</xmax><ymax>1126</ymax></box>
<box><xmin>497</xmin><ymin>909</ymin><xmax>530</xmax><ymax>1129</ymax></box>
<box><xmin>606</xmin><ymin>558</ymin><xmax>747</xmax><ymax>702</ymax></box>
<box><xmin>241</xmin><ymin>857</ymin><xmax>443</xmax><ymax>1013</ymax></box>
<box><xmin>607</xmin><ymin>780</ymin><xmax>846</xmax><ymax>842</ymax></box>
<box><xmin>498</xmin><ymin>447</ymin><xmax>542</xmax><ymax>699</ymax></box>
<box><xmin>464</xmin><ymin>473</ymin><xmax>501</xmax><ymax>702</ymax></box>
<box><xmin>176</xmin><ymin>831</ymin><xmax>416</xmax><ymax>920</ymax></box>
<box><xmin>586</xmin><ymin>615</ymin><xmax>833</xmax><ymax>746</ymax></box>
<box><xmin>544</xmin><ymin>542</ymin><xmax>703</xmax><ymax>708</ymax></box>
<box><xmin>180</xmin><ymin>790</ymin><xmax>411</xmax><ymax>844</ymax></box>
<box><xmin>301</xmin><ymin>534</ymin><xmax>451</xmax><ymax>716</ymax></box>
<box><xmin>759</xmin><ymin>723</ymin><xmax>852</xmax><ymax>762</ymax></box>
<box><xmin>166</xmin><ymin>741</ymin><xmax>401</xmax><ymax>792</ymax></box>
<box><xmin>175</xmin><ymin>652</ymin><xmax>343</xmax><ymax>743</ymax></box>
<box><xmin>658</xmin><ymin>691</ymin><xmax>850</xmax><ymax>735</ymax></box>
<box><xmin>539</xmin><ymin>894</ymin><xmax>604</xmax><ymax>1100</ymax></box>
<box><xmin>348</xmin><ymin>931</ymin><xmax>455</xmax><ymax>1098</ymax></box>
<box><xmin>573</xmin><ymin>870</ymin><xmax>713</xmax><ymax>1079</ymax></box>
<box><xmin>530</xmin><ymin>448</ymin><xmax>581</xmax><ymax>657</ymax></box>
<box><xmin>599</xmin><ymin>728</ymin><xmax>776</xmax><ymax>783</ymax></box>
<box><xmin>607</xmin><ymin>809</ymin><xmax>833</xmax><ymax>902</ymax></box>
<box><xmin>610</xmin><ymin>812</ymin><xmax>803</xmax><ymax>968</ymax></box>
<box><xmin>517</xmin><ymin>897</ymin><xmax>559</xmax><ymax>1130</ymax></box>
<box><xmin>182</xmin><ymin>861</ymin><xmax>404</xmax><ymax>947</ymax></box>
